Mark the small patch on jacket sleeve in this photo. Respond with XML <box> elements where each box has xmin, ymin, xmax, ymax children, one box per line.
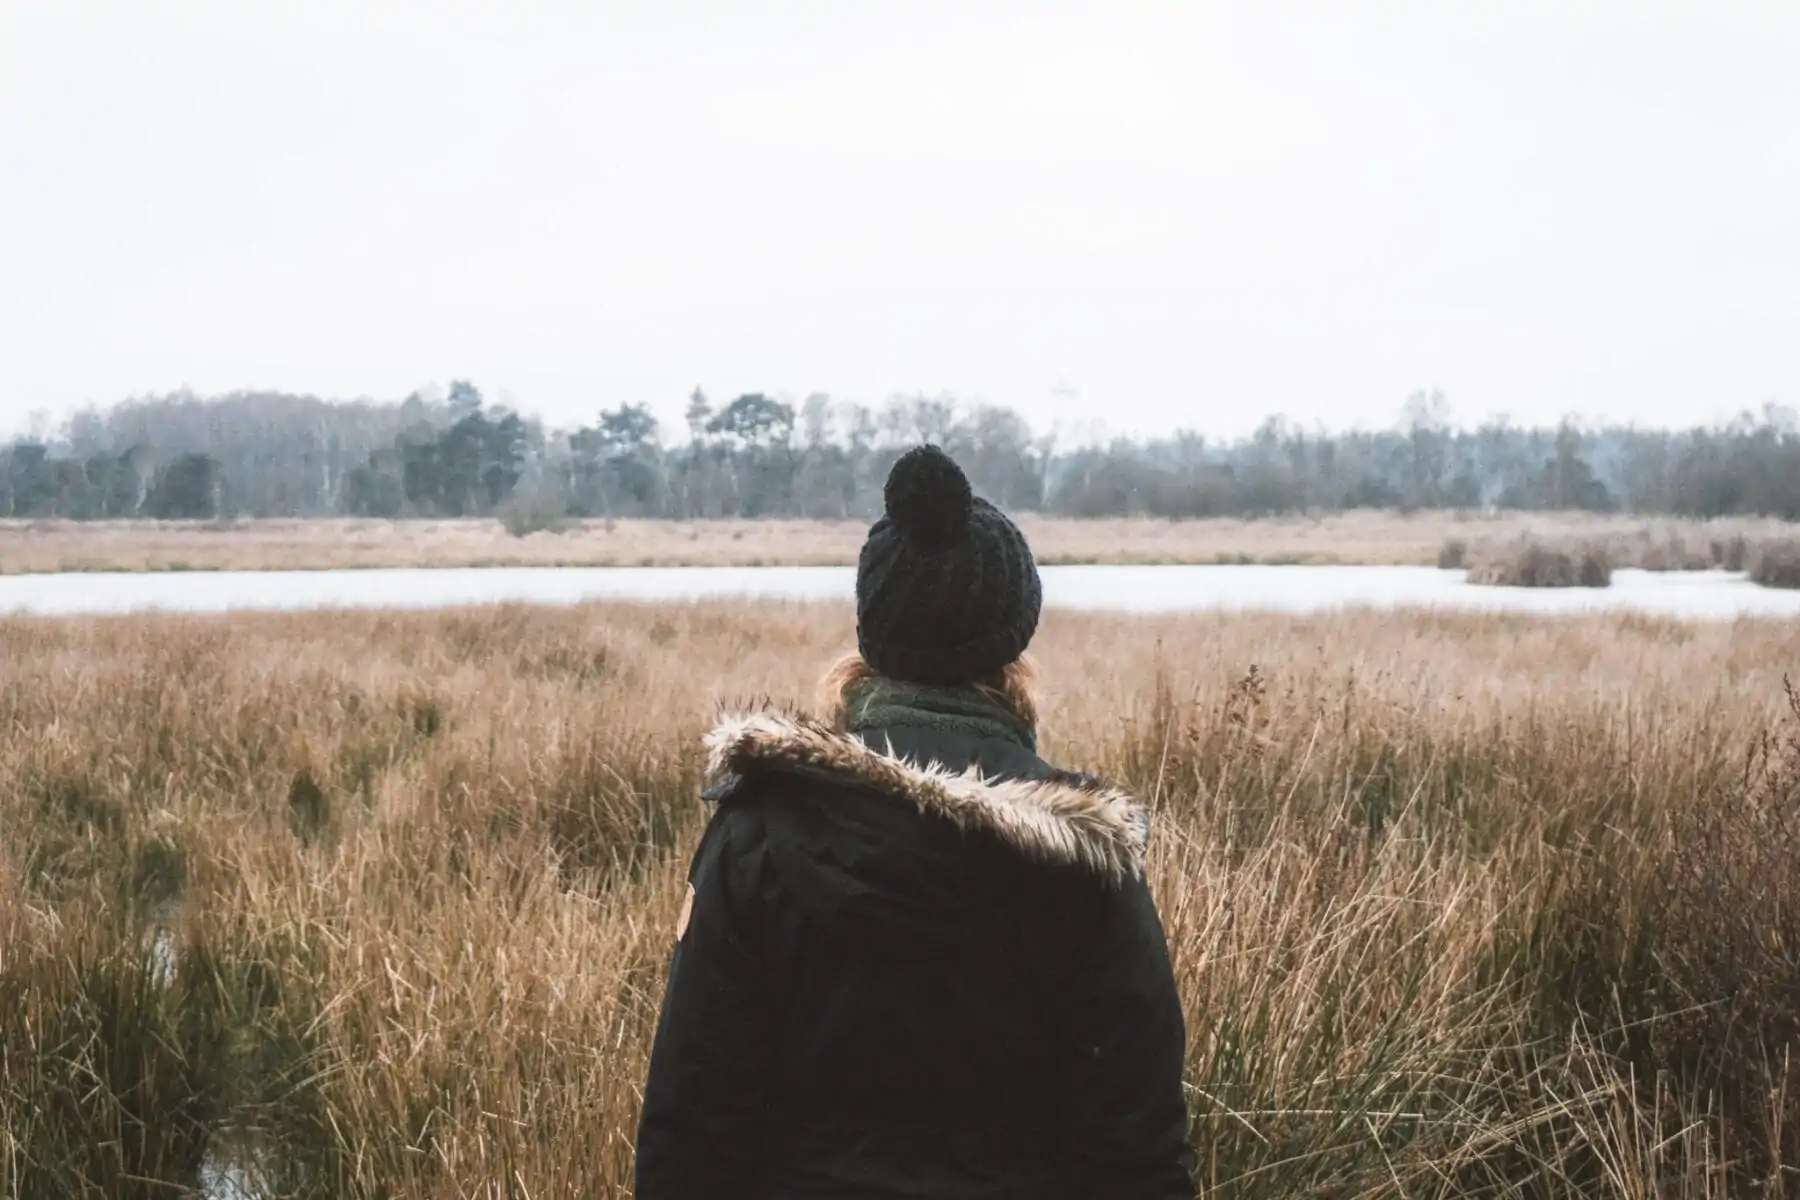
<box><xmin>675</xmin><ymin>881</ymin><xmax>696</xmax><ymax>942</ymax></box>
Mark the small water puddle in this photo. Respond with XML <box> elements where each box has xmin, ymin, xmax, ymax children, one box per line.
<box><xmin>147</xmin><ymin>926</ymin><xmax>176</xmax><ymax>988</ymax></box>
<box><xmin>200</xmin><ymin>1156</ymin><xmax>271</xmax><ymax>1200</ymax></box>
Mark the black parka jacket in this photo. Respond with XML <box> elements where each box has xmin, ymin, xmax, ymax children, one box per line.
<box><xmin>634</xmin><ymin>712</ymin><xmax>1196</xmax><ymax>1198</ymax></box>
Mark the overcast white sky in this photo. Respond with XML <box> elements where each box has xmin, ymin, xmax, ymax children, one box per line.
<box><xmin>4</xmin><ymin>0</ymin><xmax>1798</xmax><ymax>441</ymax></box>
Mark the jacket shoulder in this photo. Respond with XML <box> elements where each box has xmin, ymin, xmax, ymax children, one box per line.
<box><xmin>701</xmin><ymin>711</ymin><xmax>1150</xmax><ymax>884</ymax></box>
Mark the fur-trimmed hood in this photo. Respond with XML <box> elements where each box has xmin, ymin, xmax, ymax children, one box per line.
<box><xmin>703</xmin><ymin>711</ymin><xmax>1149</xmax><ymax>884</ymax></box>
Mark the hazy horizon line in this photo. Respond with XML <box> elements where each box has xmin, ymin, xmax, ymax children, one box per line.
<box><xmin>3</xmin><ymin>381</ymin><xmax>1794</xmax><ymax>447</ymax></box>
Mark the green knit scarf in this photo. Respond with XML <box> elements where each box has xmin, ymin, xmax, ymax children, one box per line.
<box><xmin>842</xmin><ymin>676</ymin><xmax>1037</xmax><ymax>755</ymax></box>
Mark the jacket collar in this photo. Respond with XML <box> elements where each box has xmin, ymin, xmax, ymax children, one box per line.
<box><xmin>840</xmin><ymin>675</ymin><xmax>1038</xmax><ymax>755</ymax></box>
<box><xmin>702</xmin><ymin>711</ymin><xmax>1149</xmax><ymax>884</ymax></box>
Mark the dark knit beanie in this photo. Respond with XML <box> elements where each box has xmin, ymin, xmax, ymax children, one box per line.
<box><xmin>856</xmin><ymin>445</ymin><xmax>1042</xmax><ymax>686</ymax></box>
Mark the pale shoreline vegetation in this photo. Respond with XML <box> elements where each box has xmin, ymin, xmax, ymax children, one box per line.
<box><xmin>2</xmin><ymin>510</ymin><xmax>1797</xmax><ymax>576</ymax></box>
<box><xmin>1460</xmin><ymin>536</ymin><xmax>1617</xmax><ymax>588</ymax></box>
<box><xmin>1750</xmin><ymin>537</ymin><xmax>1800</xmax><ymax>589</ymax></box>
<box><xmin>1446</xmin><ymin>518</ymin><xmax>1800</xmax><ymax>589</ymax></box>
<box><xmin>3</xmin><ymin>600</ymin><xmax>1799</xmax><ymax>1195</ymax></box>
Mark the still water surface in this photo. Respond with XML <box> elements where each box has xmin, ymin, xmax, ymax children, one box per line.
<box><xmin>2</xmin><ymin>563</ymin><xmax>1798</xmax><ymax>619</ymax></box>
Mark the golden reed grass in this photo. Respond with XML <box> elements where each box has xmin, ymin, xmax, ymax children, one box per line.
<box><xmin>3</xmin><ymin>601</ymin><xmax>1800</xmax><ymax>1196</ymax></box>
<box><xmin>6</xmin><ymin>511</ymin><xmax>1790</xmax><ymax>574</ymax></box>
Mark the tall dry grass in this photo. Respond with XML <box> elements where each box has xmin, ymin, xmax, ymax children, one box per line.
<box><xmin>7</xmin><ymin>511</ymin><xmax>1795</xmax><ymax>574</ymax></box>
<box><xmin>3</xmin><ymin>602</ymin><xmax>1800</xmax><ymax>1196</ymax></box>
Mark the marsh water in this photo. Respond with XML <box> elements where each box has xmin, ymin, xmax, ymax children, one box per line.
<box><xmin>2</xmin><ymin>563</ymin><xmax>1799</xmax><ymax>620</ymax></box>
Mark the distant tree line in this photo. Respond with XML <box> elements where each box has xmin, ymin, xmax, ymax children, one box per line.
<box><xmin>4</xmin><ymin>384</ymin><xmax>1799</xmax><ymax>523</ymax></box>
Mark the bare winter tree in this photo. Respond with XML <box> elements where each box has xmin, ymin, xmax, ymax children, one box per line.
<box><xmin>7</xmin><ymin>384</ymin><xmax>1800</xmax><ymax>522</ymax></box>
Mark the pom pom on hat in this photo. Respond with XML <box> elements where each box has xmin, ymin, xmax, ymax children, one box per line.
<box><xmin>883</xmin><ymin>445</ymin><xmax>973</xmax><ymax>553</ymax></box>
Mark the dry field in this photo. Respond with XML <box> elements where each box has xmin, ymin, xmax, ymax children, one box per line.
<box><xmin>5</xmin><ymin>511</ymin><xmax>1791</xmax><ymax>574</ymax></box>
<box><xmin>4</xmin><ymin>600</ymin><xmax>1800</xmax><ymax>1197</ymax></box>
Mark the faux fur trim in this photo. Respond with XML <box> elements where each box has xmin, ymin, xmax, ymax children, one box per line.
<box><xmin>703</xmin><ymin>712</ymin><xmax>1148</xmax><ymax>883</ymax></box>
